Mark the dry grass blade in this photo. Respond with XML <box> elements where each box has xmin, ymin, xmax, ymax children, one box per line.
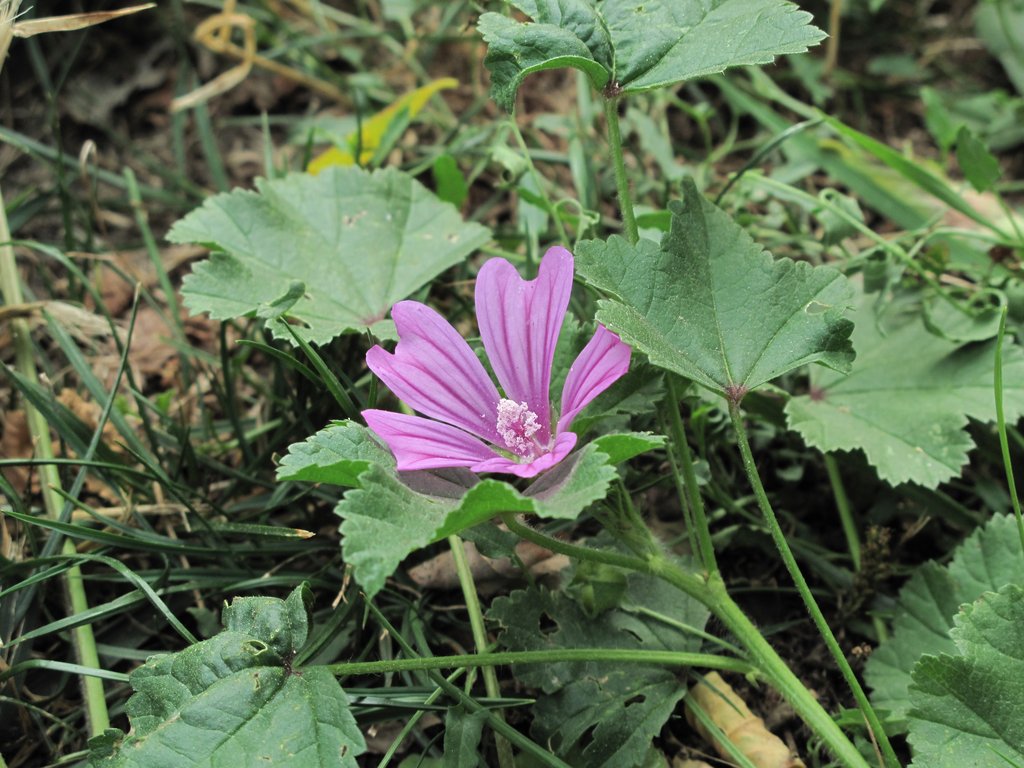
<box><xmin>11</xmin><ymin>3</ymin><xmax>155</xmax><ymax>38</ymax></box>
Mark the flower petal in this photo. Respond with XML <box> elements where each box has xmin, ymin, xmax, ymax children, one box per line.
<box><xmin>366</xmin><ymin>301</ymin><xmax>502</xmax><ymax>443</ymax></box>
<box><xmin>363</xmin><ymin>410</ymin><xmax>500</xmax><ymax>471</ymax></box>
<box><xmin>475</xmin><ymin>246</ymin><xmax>574</xmax><ymax>444</ymax></box>
<box><xmin>557</xmin><ymin>325</ymin><xmax>631</xmax><ymax>434</ymax></box>
<box><xmin>471</xmin><ymin>431</ymin><xmax>578</xmax><ymax>478</ymax></box>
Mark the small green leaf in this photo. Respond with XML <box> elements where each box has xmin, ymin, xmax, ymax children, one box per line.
<box><xmin>171</xmin><ymin>167</ymin><xmax>491</xmax><ymax>344</ymax></box>
<box><xmin>591</xmin><ymin>432</ymin><xmax>664</xmax><ymax>465</ymax></box>
<box><xmin>276</xmin><ymin>421</ymin><xmax>394</xmax><ymax>487</ymax></box>
<box><xmin>255</xmin><ymin>280</ymin><xmax>306</xmax><ymax>320</ymax></box>
<box><xmin>866</xmin><ymin>514</ymin><xmax>1024</xmax><ymax>726</ymax></box>
<box><xmin>88</xmin><ymin>586</ymin><xmax>366</xmax><ymax>768</ymax></box>
<box><xmin>442</xmin><ymin>705</ymin><xmax>488</xmax><ymax>768</ymax></box>
<box><xmin>576</xmin><ymin>179</ymin><xmax>854</xmax><ymax>399</ymax></box>
<box><xmin>479</xmin><ymin>0</ymin><xmax>823</xmax><ymax>110</ymax></box>
<box><xmin>337</xmin><ymin>442</ymin><xmax>619</xmax><ymax>598</ymax></box>
<box><xmin>433</xmin><ymin>153</ymin><xmax>469</xmax><ymax>208</ymax></box>
<box><xmin>786</xmin><ymin>286</ymin><xmax>1024</xmax><ymax>487</ymax></box>
<box><xmin>955</xmin><ymin>126</ymin><xmax>1001</xmax><ymax>192</ymax></box>
<box><xmin>907</xmin><ymin>584</ymin><xmax>1024</xmax><ymax>768</ymax></box>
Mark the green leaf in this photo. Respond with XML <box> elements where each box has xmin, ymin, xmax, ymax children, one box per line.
<box><xmin>591</xmin><ymin>432</ymin><xmax>664</xmax><ymax>465</ymax></box>
<box><xmin>171</xmin><ymin>167</ymin><xmax>491</xmax><ymax>344</ymax></box>
<box><xmin>954</xmin><ymin>126</ymin><xmax>1001</xmax><ymax>192</ymax></box>
<box><xmin>276</xmin><ymin>421</ymin><xmax>394</xmax><ymax>487</ymax></box>
<box><xmin>866</xmin><ymin>514</ymin><xmax>1024</xmax><ymax>726</ymax></box>
<box><xmin>478</xmin><ymin>0</ymin><xmax>823</xmax><ymax>110</ymax></box>
<box><xmin>488</xmin><ymin>566</ymin><xmax>708</xmax><ymax>768</ymax></box>
<box><xmin>442</xmin><ymin>705</ymin><xmax>488</xmax><ymax>768</ymax></box>
<box><xmin>337</xmin><ymin>442</ymin><xmax>618</xmax><ymax>598</ymax></box>
<box><xmin>786</xmin><ymin>286</ymin><xmax>1024</xmax><ymax>487</ymax></box>
<box><xmin>907</xmin><ymin>584</ymin><xmax>1024</xmax><ymax>768</ymax></box>
<box><xmin>575</xmin><ymin>179</ymin><xmax>854</xmax><ymax>399</ymax></box>
<box><xmin>88</xmin><ymin>586</ymin><xmax>366</xmax><ymax>768</ymax></box>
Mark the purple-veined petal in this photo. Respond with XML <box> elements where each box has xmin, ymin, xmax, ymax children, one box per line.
<box><xmin>471</xmin><ymin>431</ymin><xmax>578</xmax><ymax>478</ymax></box>
<box><xmin>475</xmin><ymin>246</ymin><xmax>574</xmax><ymax>444</ymax></box>
<box><xmin>363</xmin><ymin>409</ymin><xmax>500</xmax><ymax>471</ymax></box>
<box><xmin>556</xmin><ymin>325</ymin><xmax>631</xmax><ymax>434</ymax></box>
<box><xmin>366</xmin><ymin>301</ymin><xmax>502</xmax><ymax>443</ymax></box>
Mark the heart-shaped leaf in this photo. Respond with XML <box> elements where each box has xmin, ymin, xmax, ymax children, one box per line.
<box><xmin>170</xmin><ymin>167</ymin><xmax>491</xmax><ymax>344</ymax></box>
<box><xmin>575</xmin><ymin>179</ymin><xmax>855</xmax><ymax>400</ymax></box>
<box><xmin>479</xmin><ymin>0</ymin><xmax>825</xmax><ymax>110</ymax></box>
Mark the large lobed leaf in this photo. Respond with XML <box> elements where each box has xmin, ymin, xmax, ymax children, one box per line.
<box><xmin>786</xmin><ymin>286</ymin><xmax>1024</xmax><ymax>487</ymax></box>
<box><xmin>278</xmin><ymin>421</ymin><xmax>663</xmax><ymax>598</ymax></box>
<box><xmin>908</xmin><ymin>584</ymin><xmax>1024</xmax><ymax>768</ymax></box>
<box><xmin>89</xmin><ymin>586</ymin><xmax>365</xmax><ymax>768</ymax></box>
<box><xmin>866</xmin><ymin>514</ymin><xmax>1024</xmax><ymax>726</ymax></box>
<box><xmin>575</xmin><ymin>179</ymin><xmax>854</xmax><ymax>400</ymax></box>
<box><xmin>170</xmin><ymin>167</ymin><xmax>490</xmax><ymax>344</ymax></box>
<box><xmin>489</xmin><ymin>564</ymin><xmax>709</xmax><ymax>768</ymax></box>
<box><xmin>479</xmin><ymin>0</ymin><xmax>825</xmax><ymax>110</ymax></box>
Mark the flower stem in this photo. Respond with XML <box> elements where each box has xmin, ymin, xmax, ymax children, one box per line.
<box><xmin>727</xmin><ymin>400</ymin><xmax>898</xmax><ymax>768</ymax></box>
<box><xmin>664</xmin><ymin>376</ymin><xmax>718</xmax><ymax>575</ymax></box>
<box><xmin>449</xmin><ymin>534</ymin><xmax>514</xmax><ymax>768</ymax></box>
<box><xmin>0</xmin><ymin>182</ymin><xmax>109</xmax><ymax>736</ymax></box>
<box><xmin>602</xmin><ymin>92</ymin><xmax>639</xmax><ymax>244</ymax></box>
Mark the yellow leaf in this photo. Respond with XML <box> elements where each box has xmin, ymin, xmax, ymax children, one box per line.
<box><xmin>307</xmin><ymin>78</ymin><xmax>457</xmax><ymax>174</ymax></box>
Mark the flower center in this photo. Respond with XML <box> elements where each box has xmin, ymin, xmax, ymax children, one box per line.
<box><xmin>496</xmin><ymin>399</ymin><xmax>541</xmax><ymax>458</ymax></box>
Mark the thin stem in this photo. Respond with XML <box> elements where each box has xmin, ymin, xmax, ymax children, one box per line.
<box><xmin>327</xmin><ymin>648</ymin><xmax>754</xmax><ymax>678</ymax></box>
<box><xmin>509</xmin><ymin>120</ymin><xmax>570</xmax><ymax>247</ymax></box>
<box><xmin>449</xmin><ymin>535</ymin><xmax>514</xmax><ymax>768</ymax></box>
<box><xmin>995</xmin><ymin>306</ymin><xmax>1024</xmax><ymax>555</ymax></box>
<box><xmin>824</xmin><ymin>453</ymin><xmax>860</xmax><ymax>569</ymax></box>
<box><xmin>364</xmin><ymin>603</ymin><xmax>573</xmax><ymax>768</ymax></box>
<box><xmin>602</xmin><ymin>94</ymin><xmax>639</xmax><ymax>244</ymax></box>
<box><xmin>728</xmin><ymin>401</ymin><xmax>897</xmax><ymax>768</ymax></box>
<box><xmin>664</xmin><ymin>376</ymin><xmax>718</xmax><ymax>574</ymax></box>
<box><xmin>0</xmin><ymin>182</ymin><xmax>109</xmax><ymax>735</ymax></box>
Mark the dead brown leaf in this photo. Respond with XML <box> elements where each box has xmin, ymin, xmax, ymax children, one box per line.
<box><xmin>408</xmin><ymin>538</ymin><xmax>569</xmax><ymax>593</ymax></box>
<box><xmin>0</xmin><ymin>409</ymin><xmax>33</xmax><ymax>495</ymax></box>
<box><xmin>686</xmin><ymin>672</ymin><xmax>806</xmax><ymax>768</ymax></box>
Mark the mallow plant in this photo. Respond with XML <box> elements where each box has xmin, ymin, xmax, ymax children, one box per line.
<box><xmin>85</xmin><ymin>2</ymin><xmax>1024</xmax><ymax>768</ymax></box>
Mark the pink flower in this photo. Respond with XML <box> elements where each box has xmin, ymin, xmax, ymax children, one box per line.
<box><xmin>362</xmin><ymin>246</ymin><xmax>631</xmax><ymax>478</ymax></box>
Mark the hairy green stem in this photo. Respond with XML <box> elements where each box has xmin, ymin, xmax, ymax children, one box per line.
<box><xmin>327</xmin><ymin>648</ymin><xmax>753</xmax><ymax>678</ymax></box>
<box><xmin>728</xmin><ymin>401</ymin><xmax>897</xmax><ymax>768</ymax></box>
<box><xmin>995</xmin><ymin>307</ymin><xmax>1024</xmax><ymax>555</ymax></box>
<box><xmin>0</xmin><ymin>182</ymin><xmax>109</xmax><ymax>735</ymax></box>
<box><xmin>664</xmin><ymin>376</ymin><xmax>718</xmax><ymax>574</ymax></box>
<box><xmin>449</xmin><ymin>535</ymin><xmax>514</xmax><ymax>768</ymax></box>
<box><xmin>824</xmin><ymin>453</ymin><xmax>861</xmax><ymax>569</ymax></box>
<box><xmin>602</xmin><ymin>94</ymin><xmax>639</xmax><ymax>244</ymax></box>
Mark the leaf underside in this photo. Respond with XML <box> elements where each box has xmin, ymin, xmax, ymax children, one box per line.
<box><xmin>479</xmin><ymin>0</ymin><xmax>825</xmax><ymax>110</ymax></box>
